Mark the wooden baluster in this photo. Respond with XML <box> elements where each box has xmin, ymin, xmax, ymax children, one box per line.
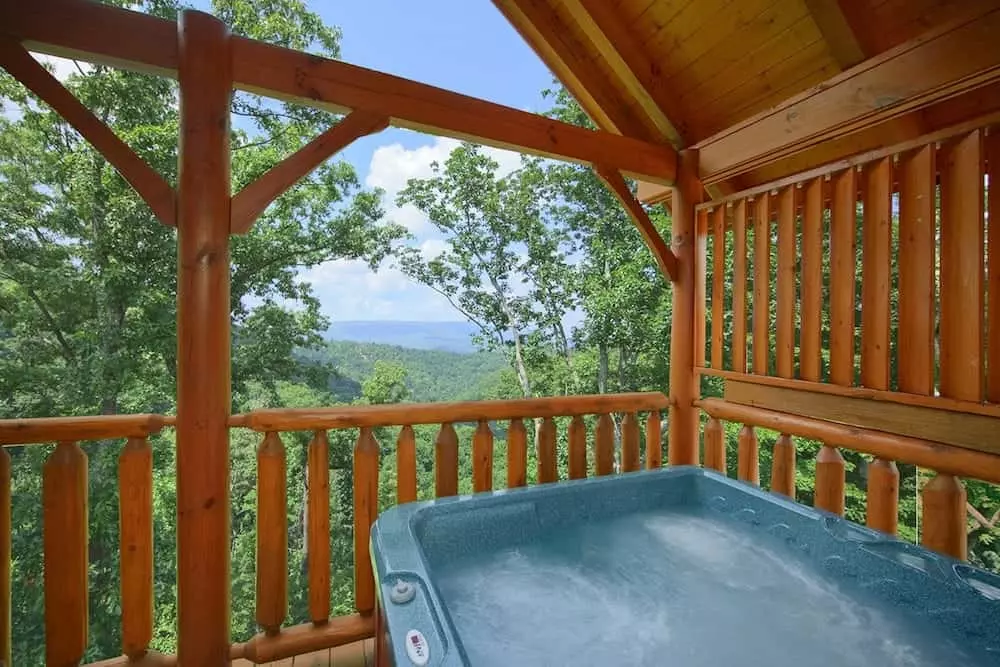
<box><xmin>568</xmin><ymin>415</ymin><xmax>587</xmax><ymax>480</ymax></box>
<box><xmin>771</xmin><ymin>433</ymin><xmax>796</xmax><ymax>498</ymax></box>
<box><xmin>861</xmin><ymin>157</ymin><xmax>892</xmax><ymax>390</ymax></box>
<box><xmin>703</xmin><ymin>417</ymin><xmax>725</xmax><ymax>474</ymax></box>
<box><xmin>830</xmin><ymin>167</ymin><xmax>857</xmax><ymax>386</ymax></box>
<box><xmin>595</xmin><ymin>413</ymin><xmax>614</xmax><ymax>476</ymax></box>
<box><xmin>776</xmin><ymin>186</ymin><xmax>795</xmax><ymax>379</ymax></box>
<box><xmin>307</xmin><ymin>431</ymin><xmax>330</xmax><ymax>624</ymax></box>
<box><xmin>0</xmin><ymin>447</ymin><xmax>10</xmax><ymax>667</ymax></box>
<box><xmin>257</xmin><ymin>431</ymin><xmax>287</xmax><ymax>635</ymax></box>
<box><xmin>800</xmin><ymin>177</ymin><xmax>823</xmax><ymax>382</ymax></box>
<box><xmin>119</xmin><ymin>437</ymin><xmax>153</xmax><ymax>659</ymax></box>
<box><xmin>473</xmin><ymin>421</ymin><xmax>494</xmax><ymax>493</ymax></box>
<box><xmin>620</xmin><ymin>413</ymin><xmax>640</xmax><ymax>473</ymax></box>
<box><xmin>710</xmin><ymin>206</ymin><xmax>725</xmax><ymax>369</ymax></box>
<box><xmin>940</xmin><ymin>131</ymin><xmax>985</xmax><ymax>402</ymax></box>
<box><xmin>987</xmin><ymin>128</ymin><xmax>1000</xmax><ymax>403</ymax></box>
<box><xmin>353</xmin><ymin>428</ymin><xmax>379</xmax><ymax>615</ymax></box>
<box><xmin>737</xmin><ymin>425</ymin><xmax>759</xmax><ymax>484</ymax></box>
<box><xmin>396</xmin><ymin>426</ymin><xmax>417</xmax><ymax>504</ymax></box>
<box><xmin>898</xmin><ymin>144</ymin><xmax>936</xmax><ymax>396</ymax></box>
<box><xmin>921</xmin><ymin>473</ymin><xmax>967</xmax><ymax>560</ymax></box>
<box><xmin>695</xmin><ymin>209</ymin><xmax>708</xmax><ymax>369</ymax></box>
<box><xmin>752</xmin><ymin>192</ymin><xmax>771</xmax><ymax>375</ymax></box>
<box><xmin>507</xmin><ymin>418</ymin><xmax>527</xmax><ymax>488</ymax></box>
<box><xmin>645</xmin><ymin>411</ymin><xmax>662</xmax><ymax>469</ymax></box>
<box><xmin>43</xmin><ymin>441</ymin><xmax>88</xmax><ymax>666</ymax></box>
<box><xmin>732</xmin><ymin>199</ymin><xmax>748</xmax><ymax>373</ymax></box>
<box><xmin>815</xmin><ymin>445</ymin><xmax>846</xmax><ymax>516</ymax></box>
<box><xmin>435</xmin><ymin>423</ymin><xmax>458</xmax><ymax>497</ymax></box>
<box><xmin>537</xmin><ymin>417</ymin><xmax>557</xmax><ymax>484</ymax></box>
<box><xmin>867</xmin><ymin>458</ymin><xmax>899</xmax><ymax>535</ymax></box>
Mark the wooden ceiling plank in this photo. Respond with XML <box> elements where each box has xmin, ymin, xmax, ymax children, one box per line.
<box><xmin>695</xmin><ymin>5</ymin><xmax>1000</xmax><ymax>184</ymax></box>
<box><xmin>803</xmin><ymin>0</ymin><xmax>867</xmax><ymax>67</ymax></box>
<box><xmin>564</xmin><ymin>0</ymin><xmax>686</xmax><ymax>145</ymax></box>
<box><xmin>4</xmin><ymin>0</ymin><xmax>677</xmax><ymax>184</ymax></box>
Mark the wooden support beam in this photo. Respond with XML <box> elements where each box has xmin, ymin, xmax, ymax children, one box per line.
<box><xmin>803</xmin><ymin>0</ymin><xmax>866</xmax><ymax>68</ymax></box>
<box><xmin>0</xmin><ymin>37</ymin><xmax>176</xmax><ymax>226</ymax></box>
<box><xmin>175</xmin><ymin>10</ymin><xmax>232</xmax><ymax>665</ymax></box>
<box><xmin>595</xmin><ymin>167</ymin><xmax>679</xmax><ymax>281</ymax></box>
<box><xmin>695</xmin><ymin>6</ymin><xmax>1000</xmax><ymax>185</ymax></box>
<box><xmin>563</xmin><ymin>0</ymin><xmax>685</xmax><ymax>144</ymax></box>
<box><xmin>230</xmin><ymin>111</ymin><xmax>389</xmax><ymax>233</ymax></box>
<box><xmin>3</xmin><ymin>0</ymin><xmax>677</xmax><ymax>184</ymax></box>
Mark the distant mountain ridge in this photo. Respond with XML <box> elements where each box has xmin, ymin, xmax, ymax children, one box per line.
<box><xmin>325</xmin><ymin>320</ymin><xmax>479</xmax><ymax>353</ymax></box>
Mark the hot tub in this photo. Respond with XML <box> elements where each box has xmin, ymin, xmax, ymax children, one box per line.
<box><xmin>371</xmin><ymin>467</ymin><xmax>1000</xmax><ymax>666</ymax></box>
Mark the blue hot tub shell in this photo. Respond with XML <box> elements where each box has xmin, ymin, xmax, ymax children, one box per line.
<box><xmin>371</xmin><ymin>467</ymin><xmax>1000</xmax><ymax>666</ymax></box>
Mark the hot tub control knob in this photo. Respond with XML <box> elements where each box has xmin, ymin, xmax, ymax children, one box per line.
<box><xmin>389</xmin><ymin>580</ymin><xmax>416</xmax><ymax>605</ymax></box>
<box><xmin>405</xmin><ymin>629</ymin><xmax>429</xmax><ymax>666</ymax></box>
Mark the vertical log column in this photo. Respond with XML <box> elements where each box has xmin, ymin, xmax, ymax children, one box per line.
<box><xmin>307</xmin><ymin>431</ymin><xmax>331</xmax><ymax>623</ymax></box>
<box><xmin>119</xmin><ymin>438</ymin><xmax>153</xmax><ymax>659</ymax></box>
<box><xmin>396</xmin><ymin>426</ymin><xmax>417</xmax><ymax>504</ymax></box>
<box><xmin>175</xmin><ymin>10</ymin><xmax>232</xmax><ymax>665</ymax></box>
<box><xmin>473</xmin><ymin>421</ymin><xmax>494</xmax><ymax>492</ymax></box>
<box><xmin>507</xmin><ymin>419</ymin><xmax>527</xmax><ymax>488</ymax></box>
<box><xmin>669</xmin><ymin>149</ymin><xmax>701</xmax><ymax>465</ymax></box>
<box><xmin>257</xmin><ymin>432</ymin><xmax>287</xmax><ymax>635</ymax></box>
<box><xmin>731</xmin><ymin>200</ymin><xmax>748</xmax><ymax>374</ymax></box>
<box><xmin>568</xmin><ymin>416</ymin><xmax>587</xmax><ymax>479</ymax></box>
<box><xmin>353</xmin><ymin>429</ymin><xmax>379</xmax><ymax>614</ymax></box>
<box><xmin>703</xmin><ymin>417</ymin><xmax>725</xmax><ymax>474</ymax></box>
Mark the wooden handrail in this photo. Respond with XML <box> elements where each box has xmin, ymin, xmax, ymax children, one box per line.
<box><xmin>240</xmin><ymin>392</ymin><xmax>669</xmax><ymax>432</ymax></box>
<box><xmin>0</xmin><ymin>414</ymin><xmax>168</xmax><ymax>445</ymax></box>
<box><xmin>696</xmin><ymin>398</ymin><xmax>1000</xmax><ymax>484</ymax></box>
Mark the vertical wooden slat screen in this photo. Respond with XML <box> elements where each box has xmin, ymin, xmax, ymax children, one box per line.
<box><xmin>800</xmin><ymin>178</ymin><xmax>823</xmax><ymax>382</ymax></box>
<box><xmin>537</xmin><ymin>417</ymin><xmax>557</xmax><ymax>484</ymax></box>
<box><xmin>473</xmin><ymin>421</ymin><xmax>494</xmax><ymax>492</ymax></box>
<box><xmin>732</xmin><ymin>200</ymin><xmax>748</xmax><ymax>373</ymax></box>
<box><xmin>119</xmin><ymin>437</ymin><xmax>153</xmax><ymax>659</ymax></box>
<box><xmin>43</xmin><ymin>441</ymin><xmax>88</xmax><ymax>666</ymax></box>
<box><xmin>695</xmin><ymin>210</ymin><xmax>708</xmax><ymax>368</ymax></box>
<box><xmin>752</xmin><ymin>193</ymin><xmax>771</xmax><ymax>375</ymax></box>
<box><xmin>0</xmin><ymin>447</ymin><xmax>11</xmax><ymax>667</ymax></box>
<box><xmin>922</xmin><ymin>473</ymin><xmax>967</xmax><ymax>560</ymax></box>
<box><xmin>867</xmin><ymin>458</ymin><xmax>899</xmax><ymax>535</ymax></box>
<box><xmin>703</xmin><ymin>417</ymin><xmax>725</xmax><ymax>474</ymax></box>
<box><xmin>645</xmin><ymin>411</ymin><xmax>662</xmax><ymax>469</ymax></box>
<box><xmin>435</xmin><ymin>423</ymin><xmax>459</xmax><ymax>497</ymax></box>
<box><xmin>257</xmin><ymin>431</ymin><xmax>287</xmax><ymax>635</ymax></box>
<box><xmin>815</xmin><ymin>445</ymin><xmax>846</xmax><ymax>516</ymax></box>
<box><xmin>621</xmin><ymin>412</ymin><xmax>640</xmax><ymax>472</ymax></box>
<box><xmin>939</xmin><ymin>131</ymin><xmax>984</xmax><ymax>402</ymax></box>
<box><xmin>771</xmin><ymin>433</ymin><xmax>796</xmax><ymax>498</ymax></box>
<box><xmin>897</xmin><ymin>145</ymin><xmax>936</xmax><ymax>396</ymax></box>
<box><xmin>711</xmin><ymin>206</ymin><xmax>726</xmax><ymax>369</ymax></box>
<box><xmin>776</xmin><ymin>187</ymin><xmax>795</xmax><ymax>379</ymax></box>
<box><xmin>507</xmin><ymin>418</ymin><xmax>527</xmax><ymax>488</ymax></box>
<box><xmin>861</xmin><ymin>158</ymin><xmax>892</xmax><ymax>390</ymax></box>
<box><xmin>830</xmin><ymin>168</ymin><xmax>857</xmax><ymax>386</ymax></box>
<box><xmin>307</xmin><ymin>430</ymin><xmax>331</xmax><ymax>623</ymax></box>
<box><xmin>353</xmin><ymin>428</ymin><xmax>379</xmax><ymax>615</ymax></box>
<box><xmin>568</xmin><ymin>415</ymin><xmax>587</xmax><ymax>479</ymax></box>
<box><xmin>986</xmin><ymin>128</ymin><xmax>1000</xmax><ymax>403</ymax></box>
<box><xmin>737</xmin><ymin>425</ymin><xmax>759</xmax><ymax>484</ymax></box>
<box><xmin>595</xmin><ymin>413</ymin><xmax>614</xmax><ymax>475</ymax></box>
<box><xmin>396</xmin><ymin>426</ymin><xmax>417</xmax><ymax>504</ymax></box>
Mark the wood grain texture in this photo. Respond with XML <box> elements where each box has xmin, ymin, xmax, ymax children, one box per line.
<box><xmin>703</xmin><ymin>417</ymin><xmax>725</xmax><ymax>474</ymax></box>
<box><xmin>815</xmin><ymin>445</ymin><xmax>846</xmax><ymax>515</ymax></box>
<box><xmin>987</xmin><ymin>128</ymin><xmax>1000</xmax><ymax>403</ymax></box>
<box><xmin>921</xmin><ymin>474</ymin><xmax>967</xmax><ymax>560</ymax></box>
<box><xmin>830</xmin><ymin>168</ymin><xmax>857</xmax><ymax>386</ymax></box>
<box><xmin>939</xmin><ymin>131</ymin><xmax>985</xmax><ymax>402</ymax></box>
<box><xmin>537</xmin><ymin>417</ymin><xmax>557</xmax><ymax>484</ymax></box>
<box><xmin>694</xmin><ymin>208</ymin><xmax>708</xmax><ymax>367</ymax></box>
<box><xmin>119</xmin><ymin>437</ymin><xmax>153</xmax><ymax>659</ymax></box>
<box><xmin>472</xmin><ymin>421</ymin><xmax>494</xmax><ymax>492</ymax></box>
<box><xmin>434</xmin><ymin>424</ymin><xmax>458</xmax><ymax>498</ymax></box>
<box><xmin>507</xmin><ymin>418</ymin><xmax>527</xmax><ymax>488</ymax></box>
<box><xmin>897</xmin><ymin>144</ymin><xmax>936</xmax><ymax>396</ymax></box>
<box><xmin>174</xmin><ymin>11</ymin><xmax>232</xmax><ymax>663</ymax></box>
<box><xmin>645</xmin><ymin>411</ymin><xmax>662</xmax><ymax>469</ymax></box>
<box><xmin>737</xmin><ymin>424</ymin><xmax>759</xmax><ymax>485</ymax></box>
<box><xmin>43</xmin><ymin>441</ymin><xmax>88</xmax><ymax>666</ymax></box>
<box><xmin>776</xmin><ymin>186</ymin><xmax>796</xmax><ymax>379</ymax></box>
<box><xmin>621</xmin><ymin>412</ymin><xmax>640</xmax><ymax>472</ymax></box>
<box><xmin>352</xmin><ymin>429</ymin><xmax>379</xmax><ymax>615</ymax></box>
<box><xmin>752</xmin><ymin>192</ymin><xmax>771</xmax><ymax>375</ymax></box>
<box><xmin>307</xmin><ymin>431</ymin><xmax>331</xmax><ymax>623</ymax></box>
<box><xmin>771</xmin><ymin>433</ymin><xmax>796</xmax><ymax>499</ymax></box>
<box><xmin>395</xmin><ymin>426</ymin><xmax>417</xmax><ymax>505</ymax></box>
<box><xmin>710</xmin><ymin>206</ymin><xmax>726</xmax><ymax>369</ymax></box>
<box><xmin>568</xmin><ymin>415</ymin><xmax>587</xmax><ymax>479</ymax></box>
<box><xmin>238</xmin><ymin>615</ymin><xmax>374</xmax><ymax>664</ymax></box>
<box><xmin>0</xmin><ymin>413</ymin><xmax>166</xmax><ymax>445</ymax></box>
<box><xmin>861</xmin><ymin>157</ymin><xmax>892</xmax><ymax>390</ymax></box>
<box><xmin>595</xmin><ymin>413</ymin><xmax>615</xmax><ymax>476</ymax></box>
<box><xmin>257</xmin><ymin>432</ymin><xmax>288</xmax><ymax>635</ymax></box>
<box><xmin>800</xmin><ymin>177</ymin><xmax>823</xmax><ymax>382</ymax></box>
<box><xmin>866</xmin><ymin>458</ymin><xmax>899</xmax><ymax>535</ymax></box>
<box><xmin>731</xmin><ymin>200</ymin><xmax>748</xmax><ymax>373</ymax></box>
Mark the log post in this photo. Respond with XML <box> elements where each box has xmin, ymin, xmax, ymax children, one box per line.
<box><xmin>473</xmin><ymin>421</ymin><xmax>494</xmax><ymax>492</ymax></box>
<box><xmin>435</xmin><ymin>423</ymin><xmax>458</xmax><ymax>497</ymax></box>
<box><xmin>396</xmin><ymin>426</ymin><xmax>417</xmax><ymax>504</ymax></box>
<box><xmin>507</xmin><ymin>419</ymin><xmax>527</xmax><ymax>488</ymax></box>
<box><xmin>737</xmin><ymin>425</ymin><xmax>759</xmax><ymax>484</ymax></box>
<box><xmin>645</xmin><ymin>411</ymin><xmax>662</xmax><ymax>469</ymax></box>
<box><xmin>595</xmin><ymin>414</ymin><xmax>615</xmax><ymax>475</ymax></box>
<box><xmin>866</xmin><ymin>458</ymin><xmax>899</xmax><ymax>535</ymax></box>
<box><xmin>703</xmin><ymin>417</ymin><xmax>725</xmax><ymax>474</ymax></box>
<box><xmin>256</xmin><ymin>432</ymin><xmax>288</xmax><ymax>635</ymax></box>
<box><xmin>815</xmin><ymin>445</ymin><xmax>846</xmax><ymax>516</ymax></box>
<box><xmin>921</xmin><ymin>473</ymin><xmax>967</xmax><ymax>560</ymax></box>
<box><xmin>771</xmin><ymin>433</ymin><xmax>796</xmax><ymax>498</ymax></box>
<box><xmin>175</xmin><ymin>10</ymin><xmax>232</xmax><ymax>664</ymax></box>
<box><xmin>119</xmin><ymin>437</ymin><xmax>153</xmax><ymax>659</ymax></box>
<box><xmin>537</xmin><ymin>417</ymin><xmax>557</xmax><ymax>484</ymax></box>
<box><xmin>568</xmin><ymin>415</ymin><xmax>587</xmax><ymax>479</ymax></box>
<box><xmin>307</xmin><ymin>431</ymin><xmax>331</xmax><ymax>624</ymax></box>
<box><xmin>669</xmin><ymin>149</ymin><xmax>701</xmax><ymax>465</ymax></box>
<box><xmin>621</xmin><ymin>412</ymin><xmax>640</xmax><ymax>472</ymax></box>
<box><xmin>353</xmin><ymin>428</ymin><xmax>380</xmax><ymax>614</ymax></box>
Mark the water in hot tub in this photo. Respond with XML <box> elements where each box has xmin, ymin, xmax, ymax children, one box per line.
<box><xmin>434</xmin><ymin>510</ymin><xmax>978</xmax><ymax>666</ymax></box>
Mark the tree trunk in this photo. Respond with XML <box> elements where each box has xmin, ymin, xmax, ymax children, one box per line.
<box><xmin>598</xmin><ymin>342</ymin><xmax>609</xmax><ymax>394</ymax></box>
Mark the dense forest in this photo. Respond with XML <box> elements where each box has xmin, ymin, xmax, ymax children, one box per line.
<box><xmin>0</xmin><ymin>0</ymin><xmax>998</xmax><ymax>663</ymax></box>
